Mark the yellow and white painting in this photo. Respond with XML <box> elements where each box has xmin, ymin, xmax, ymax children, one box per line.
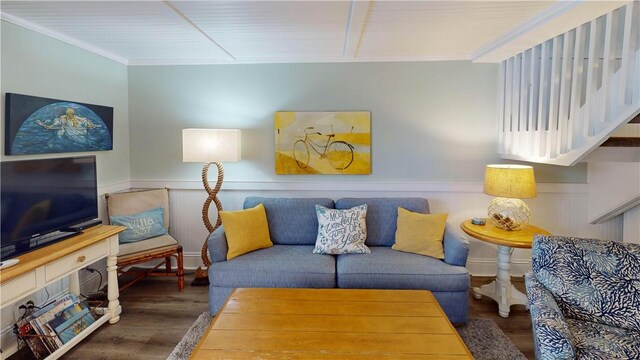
<box><xmin>275</xmin><ymin>111</ymin><xmax>371</xmax><ymax>175</ymax></box>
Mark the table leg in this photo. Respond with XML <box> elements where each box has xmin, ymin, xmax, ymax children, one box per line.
<box><xmin>107</xmin><ymin>254</ymin><xmax>122</xmax><ymax>324</ymax></box>
<box><xmin>69</xmin><ymin>271</ymin><xmax>80</xmax><ymax>297</ymax></box>
<box><xmin>472</xmin><ymin>245</ymin><xmax>528</xmax><ymax>318</ymax></box>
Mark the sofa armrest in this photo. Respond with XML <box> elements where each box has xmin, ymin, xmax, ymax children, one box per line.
<box><xmin>207</xmin><ymin>228</ymin><xmax>229</xmax><ymax>264</ymax></box>
<box><xmin>442</xmin><ymin>225</ymin><xmax>469</xmax><ymax>267</ymax></box>
<box><xmin>525</xmin><ymin>273</ymin><xmax>576</xmax><ymax>360</ymax></box>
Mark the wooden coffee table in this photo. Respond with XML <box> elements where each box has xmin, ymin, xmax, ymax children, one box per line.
<box><xmin>190</xmin><ymin>288</ymin><xmax>472</xmax><ymax>359</ymax></box>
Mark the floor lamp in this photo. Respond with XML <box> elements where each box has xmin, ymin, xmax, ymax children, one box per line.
<box><xmin>182</xmin><ymin>128</ymin><xmax>241</xmax><ymax>285</ymax></box>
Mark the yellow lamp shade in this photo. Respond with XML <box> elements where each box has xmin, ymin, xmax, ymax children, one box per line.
<box><xmin>484</xmin><ymin>164</ymin><xmax>537</xmax><ymax>199</ymax></box>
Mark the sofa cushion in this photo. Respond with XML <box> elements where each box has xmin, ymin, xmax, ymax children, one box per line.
<box><xmin>210</xmin><ymin>245</ymin><xmax>336</xmax><ymax>288</ymax></box>
<box><xmin>392</xmin><ymin>208</ymin><xmax>447</xmax><ymax>259</ymax></box>
<box><xmin>244</xmin><ymin>197</ymin><xmax>334</xmax><ymax>245</ymax></box>
<box><xmin>314</xmin><ymin>204</ymin><xmax>370</xmax><ymax>255</ymax></box>
<box><xmin>567</xmin><ymin>319</ymin><xmax>640</xmax><ymax>359</ymax></box>
<box><xmin>221</xmin><ymin>204</ymin><xmax>273</xmax><ymax>260</ymax></box>
<box><xmin>336</xmin><ymin>198</ymin><xmax>429</xmax><ymax>247</ymax></box>
<box><xmin>337</xmin><ymin>247</ymin><xmax>468</xmax><ymax>291</ymax></box>
<box><xmin>120</xmin><ymin>234</ymin><xmax>177</xmax><ymax>256</ymax></box>
<box><xmin>532</xmin><ymin>235</ymin><xmax>640</xmax><ymax>332</ymax></box>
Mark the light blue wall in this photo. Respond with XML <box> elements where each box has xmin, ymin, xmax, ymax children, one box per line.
<box><xmin>0</xmin><ymin>21</ymin><xmax>586</xmax><ymax>185</ymax></box>
<box><xmin>128</xmin><ymin>62</ymin><xmax>586</xmax><ymax>183</ymax></box>
<box><xmin>0</xmin><ymin>21</ymin><xmax>130</xmax><ymax>188</ymax></box>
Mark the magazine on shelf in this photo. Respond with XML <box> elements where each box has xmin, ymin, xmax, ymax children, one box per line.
<box><xmin>28</xmin><ymin>293</ymin><xmax>78</xmax><ymax>351</ymax></box>
<box><xmin>28</xmin><ymin>315</ymin><xmax>57</xmax><ymax>353</ymax></box>
<box><xmin>16</xmin><ymin>318</ymin><xmax>50</xmax><ymax>359</ymax></box>
<box><xmin>45</xmin><ymin>302</ymin><xmax>84</xmax><ymax>333</ymax></box>
<box><xmin>53</xmin><ymin>307</ymin><xmax>95</xmax><ymax>344</ymax></box>
<box><xmin>17</xmin><ymin>293</ymin><xmax>98</xmax><ymax>357</ymax></box>
<box><xmin>33</xmin><ymin>294</ymin><xmax>78</xmax><ymax>349</ymax></box>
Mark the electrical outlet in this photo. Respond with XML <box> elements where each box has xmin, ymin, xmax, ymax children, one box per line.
<box><xmin>14</xmin><ymin>299</ymin><xmax>35</xmax><ymax>319</ymax></box>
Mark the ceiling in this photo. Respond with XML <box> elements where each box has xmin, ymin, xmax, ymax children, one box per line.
<box><xmin>0</xmin><ymin>1</ymin><xmax>576</xmax><ymax>65</ymax></box>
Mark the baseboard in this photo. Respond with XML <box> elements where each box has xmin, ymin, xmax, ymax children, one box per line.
<box><xmin>132</xmin><ymin>252</ymin><xmax>202</xmax><ymax>271</ymax></box>
<box><xmin>467</xmin><ymin>258</ymin><xmax>531</xmax><ymax>277</ymax></box>
<box><xmin>183</xmin><ymin>252</ymin><xmax>205</xmax><ymax>270</ymax></box>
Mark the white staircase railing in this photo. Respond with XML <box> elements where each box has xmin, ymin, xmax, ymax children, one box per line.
<box><xmin>498</xmin><ymin>2</ymin><xmax>640</xmax><ymax>166</ymax></box>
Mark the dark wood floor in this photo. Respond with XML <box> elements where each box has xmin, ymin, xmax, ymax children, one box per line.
<box><xmin>468</xmin><ymin>276</ymin><xmax>534</xmax><ymax>359</ymax></box>
<box><xmin>11</xmin><ymin>274</ymin><xmax>533</xmax><ymax>359</ymax></box>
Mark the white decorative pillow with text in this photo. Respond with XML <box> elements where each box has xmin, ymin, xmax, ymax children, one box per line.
<box><xmin>313</xmin><ymin>204</ymin><xmax>370</xmax><ymax>255</ymax></box>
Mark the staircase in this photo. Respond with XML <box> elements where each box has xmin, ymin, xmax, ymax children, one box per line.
<box><xmin>601</xmin><ymin>113</ymin><xmax>640</xmax><ymax>146</ymax></box>
<box><xmin>497</xmin><ymin>2</ymin><xmax>640</xmax><ymax>166</ymax></box>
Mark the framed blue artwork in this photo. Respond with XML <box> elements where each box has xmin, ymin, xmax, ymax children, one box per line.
<box><xmin>4</xmin><ymin>93</ymin><xmax>114</xmax><ymax>155</ymax></box>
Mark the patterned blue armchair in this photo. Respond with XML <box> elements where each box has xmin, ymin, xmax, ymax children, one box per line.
<box><xmin>525</xmin><ymin>235</ymin><xmax>640</xmax><ymax>359</ymax></box>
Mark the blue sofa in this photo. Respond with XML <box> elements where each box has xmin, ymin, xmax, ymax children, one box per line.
<box><xmin>207</xmin><ymin>197</ymin><xmax>470</xmax><ymax>323</ymax></box>
<box><xmin>526</xmin><ymin>235</ymin><xmax>640</xmax><ymax>359</ymax></box>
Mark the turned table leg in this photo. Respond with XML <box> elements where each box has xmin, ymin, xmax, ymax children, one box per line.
<box><xmin>107</xmin><ymin>254</ymin><xmax>122</xmax><ymax>324</ymax></box>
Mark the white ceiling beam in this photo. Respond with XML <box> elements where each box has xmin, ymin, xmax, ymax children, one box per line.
<box><xmin>343</xmin><ymin>0</ymin><xmax>373</xmax><ymax>58</ymax></box>
<box><xmin>473</xmin><ymin>1</ymin><xmax>630</xmax><ymax>63</ymax></box>
<box><xmin>163</xmin><ymin>0</ymin><xmax>236</xmax><ymax>61</ymax></box>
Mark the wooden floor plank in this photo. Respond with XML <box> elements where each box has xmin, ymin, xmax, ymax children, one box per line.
<box><xmin>213</xmin><ymin>313</ymin><xmax>454</xmax><ymax>334</ymax></box>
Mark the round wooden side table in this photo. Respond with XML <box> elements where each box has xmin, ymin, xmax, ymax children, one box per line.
<box><xmin>460</xmin><ymin>219</ymin><xmax>551</xmax><ymax>318</ymax></box>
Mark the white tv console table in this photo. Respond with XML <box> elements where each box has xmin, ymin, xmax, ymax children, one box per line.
<box><xmin>0</xmin><ymin>225</ymin><xmax>125</xmax><ymax>359</ymax></box>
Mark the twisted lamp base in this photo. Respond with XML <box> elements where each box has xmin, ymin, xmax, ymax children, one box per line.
<box><xmin>192</xmin><ymin>162</ymin><xmax>224</xmax><ymax>286</ymax></box>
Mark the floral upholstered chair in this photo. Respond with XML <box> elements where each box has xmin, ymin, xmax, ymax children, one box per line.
<box><xmin>525</xmin><ymin>235</ymin><xmax>640</xmax><ymax>359</ymax></box>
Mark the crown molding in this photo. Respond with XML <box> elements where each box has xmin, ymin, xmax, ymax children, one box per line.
<box><xmin>126</xmin><ymin>54</ymin><xmax>471</xmax><ymax>66</ymax></box>
<box><xmin>1</xmin><ymin>13</ymin><xmax>129</xmax><ymax>65</ymax></box>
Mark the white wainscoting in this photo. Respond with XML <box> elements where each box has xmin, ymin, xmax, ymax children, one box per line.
<box><xmin>132</xmin><ymin>180</ymin><xmax>622</xmax><ymax>277</ymax></box>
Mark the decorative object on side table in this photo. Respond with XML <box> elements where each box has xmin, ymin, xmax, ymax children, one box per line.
<box><xmin>460</xmin><ymin>219</ymin><xmax>550</xmax><ymax>318</ymax></box>
<box><xmin>182</xmin><ymin>129</ymin><xmax>241</xmax><ymax>286</ymax></box>
<box><xmin>483</xmin><ymin>164</ymin><xmax>536</xmax><ymax>230</ymax></box>
<box><xmin>5</xmin><ymin>93</ymin><xmax>113</xmax><ymax>155</ymax></box>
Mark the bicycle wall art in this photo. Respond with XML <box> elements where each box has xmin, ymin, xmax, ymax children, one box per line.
<box><xmin>275</xmin><ymin>111</ymin><xmax>371</xmax><ymax>175</ymax></box>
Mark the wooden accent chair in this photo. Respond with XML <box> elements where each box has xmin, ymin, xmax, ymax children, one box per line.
<box><xmin>105</xmin><ymin>188</ymin><xmax>184</xmax><ymax>291</ymax></box>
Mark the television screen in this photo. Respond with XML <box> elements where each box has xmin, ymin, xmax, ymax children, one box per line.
<box><xmin>1</xmin><ymin>156</ymin><xmax>98</xmax><ymax>260</ymax></box>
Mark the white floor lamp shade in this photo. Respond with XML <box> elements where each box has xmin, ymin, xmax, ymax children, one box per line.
<box><xmin>182</xmin><ymin>129</ymin><xmax>241</xmax><ymax>163</ymax></box>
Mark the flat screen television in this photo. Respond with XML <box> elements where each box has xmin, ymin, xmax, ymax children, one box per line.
<box><xmin>1</xmin><ymin>156</ymin><xmax>99</xmax><ymax>261</ymax></box>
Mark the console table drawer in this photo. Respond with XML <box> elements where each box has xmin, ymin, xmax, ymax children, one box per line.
<box><xmin>45</xmin><ymin>242</ymin><xmax>108</xmax><ymax>282</ymax></box>
<box><xmin>1</xmin><ymin>272</ymin><xmax>37</xmax><ymax>306</ymax></box>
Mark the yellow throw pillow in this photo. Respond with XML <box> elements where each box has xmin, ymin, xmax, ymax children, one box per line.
<box><xmin>392</xmin><ymin>208</ymin><xmax>447</xmax><ymax>259</ymax></box>
<box><xmin>221</xmin><ymin>203</ymin><xmax>273</xmax><ymax>260</ymax></box>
